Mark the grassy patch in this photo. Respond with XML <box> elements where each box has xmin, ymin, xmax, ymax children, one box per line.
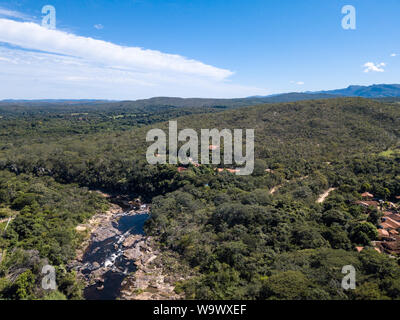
<box><xmin>379</xmin><ymin>149</ymin><xmax>400</xmax><ymax>158</ymax></box>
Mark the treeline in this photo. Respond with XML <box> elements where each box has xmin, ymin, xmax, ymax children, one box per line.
<box><xmin>145</xmin><ymin>154</ymin><xmax>400</xmax><ymax>299</ymax></box>
<box><xmin>0</xmin><ymin>97</ymin><xmax>400</xmax><ymax>299</ymax></box>
<box><xmin>1</xmin><ymin>98</ymin><xmax>399</xmax><ymax>196</ymax></box>
<box><xmin>0</xmin><ymin>171</ymin><xmax>109</xmax><ymax>300</ymax></box>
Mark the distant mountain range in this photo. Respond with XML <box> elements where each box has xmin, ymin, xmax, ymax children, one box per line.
<box><xmin>0</xmin><ymin>99</ymin><xmax>114</xmax><ymax>104</ymax></box>
<box><xmin>315</xmin><ymin>84</ymin><xmax>400</xmax><ymax>98</ymax></box>
<box><xmin>252</xmin><ymin>84</ymin><xmax>400</xmax><ymax>100</ymax></box>
<box><xmin>1</xmin><ymin>84</ymin><xmax>400</xmax><ymax>112</ymax></box>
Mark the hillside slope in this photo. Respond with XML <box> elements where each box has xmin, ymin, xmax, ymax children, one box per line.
<box><xmin>1</xmin><ymin>98</ymin><xmax>399</xmax><ymax>191</ymax></box>
<box><xmin>318</xmin><ymin>84</ymin><xmax>400</xmax><ymax>98</ymax></box>
<box><xmin>1</xmin><ymin>97</ymin><xmax>400</xmax><ymax>300</ymax></box>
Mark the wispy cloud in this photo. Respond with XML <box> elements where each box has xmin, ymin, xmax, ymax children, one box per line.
<box><xmin>0</xmin><ymin>18</ymin><xmax>266</xmax><ymax>99</ymax></box>
<box><xmin>290</xmin><ymin>81</ymin><xmax>305</xmax><ymax>85</ymax></box>
<box><xmin>0</xmin><ymin>56</ymin><xmax>12</xmax><ymax>62</ymax></box>
<box><xmin>94</xmin><ymin>24</ymin><xmax>104</xmax><ymax>30</ymax></box>
<box><xmin>0</xmin><ymin>7</ymin><xmax>32</xmax><ymax>20</ymax></box>
<box><xmin>391</xmin><ymin>53</ymin><xmax>397</xmax><ymax>57</ymax></box>
<box><xmin>0</xmin><ymin>18</ymin><xmax>232</xmax><ymax>80</ymax></box>
<box><xmin>363</xmin><ymin>62</ymin><xmax>386</xmax><ymax>73</ymax></box>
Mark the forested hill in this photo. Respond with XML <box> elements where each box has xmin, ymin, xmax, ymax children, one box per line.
<box><xmin>159</xmin><ymin>97</ymin><xmax>400</xmax><ymax>162</ymax></box>
<box><xmin>147</xmin><ymin>98</ymin><xmax>400</xmax><ymax>300</ymax></box>
<box><xmin>0</xmin><ymin>97</ymin><xmax>399</xmax><ymax>198</ymax></box>
<box><xmin>142</xmin><ymin>97</ymin><xmax>400</xmax><ymax>299</ymax></box>
<box><xmin>318</xmin><ymin>84</ymin><xmax>400</xmax><ymax>98</ymax></box>
<box><xmin>0</xmin><ymin>93</ymin><xmax>339</xmax><ymax>116</ymax></box>
<box><xmin>132</xmin><ymin>97</ymin><xmax>400</xmax><ymax>176</ymax></box>
<box><xmin>2</xmin><ymin>97</ymin><xmax>400</xmax><ymax>300</ymax></box>
<box><xmin>2</xmin><ymin>83</ymin><xmax>400</xmax><ymax>117</ymax></box>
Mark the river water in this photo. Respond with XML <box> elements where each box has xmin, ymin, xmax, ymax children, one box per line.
<box><xmin>81</xmin><ymin>212</ymin><xmax>149</xmax><ymax>300</ymax></box>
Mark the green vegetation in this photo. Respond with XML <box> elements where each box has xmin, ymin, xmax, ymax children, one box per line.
<box><xmin>0</xmin><ymin>172</ymin><xmax>108</xmax><ymax>299</ymax></box>
<box><xmin>1</xmin><ymin>97</ymin><xmax>400</xmax><ymax>300</ymax></box>
<box><xmin>379</xmin><ymin>149</ymin><xmax>400</xmax><ymax>158</ymax></box>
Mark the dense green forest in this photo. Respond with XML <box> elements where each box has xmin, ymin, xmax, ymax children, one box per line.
<box><xmin>0</xmin><ymin>93</ymin><xmax>338</xmax><ymax>116</ymax></box>
<box><xmin>0</xmin><ymin>172</ymin><xmax>109</xmax><ymax>299</ymax></box>
<box><xmin>1</xmin><ymin>97</ymin><xmax>400</xmax><ymax>300</ymax></box>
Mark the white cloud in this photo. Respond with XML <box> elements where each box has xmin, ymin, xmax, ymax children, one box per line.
<box><xmin>0</xmin><ymin>8</ymin><xmax>27</xmax><ymax>19</ymax></box>
<box><xmin>0</xmin><ymin>18</ymin><xmax>232</xmax><ymax>80</ymax></box>
<box><xmin>363</xmin><ymin>62</ymin><xmax>386</xmax><ymax>73</ymax></box>
<box><xmin>0</xmin><ymin>39</ymin><xmax>267</xmax><ymax>100</ymax></box>
<box><xmin>0</xmin><ymin>17</ymin><xmax>269</xmax><ymax>99</ymax></box>
<box><xmin>94</xmin><ymin>24</ymin><xmax>104</xmax><ymax>30</ymax></box>
<box><xmin>0</xmin><ymin>56</ymin><xmax>12</xmax><ymax>62</ymax></box>
<box><xmin>290</xmin><ymin>81</ymin><xmax>304</xmax><ymax>85</ymax></box>
<box><xmin>391</xmin><ymin>53</ymin><xmax>397</xmax><ymax>57</ymax></box>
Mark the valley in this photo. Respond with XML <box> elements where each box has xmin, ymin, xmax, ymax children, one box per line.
<box><xmin>70</xmin><ymin>198</ymin><xmax>182</xmax><ymax>300</ymax></box>
<box><xmin>2</xmin><ymin>0</ymin><xmax>400</xmax><ymax>306</ymax></box>
<box><xmin>1</xmin><ymin>96</ymin><xmax>400</xmax><ymax>300</ymax></box>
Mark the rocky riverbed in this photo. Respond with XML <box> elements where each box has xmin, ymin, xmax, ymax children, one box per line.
<box><xmin>70</xmin><ymin>201</ymin><xmax>183</xmax><ymax>300</ymax></box>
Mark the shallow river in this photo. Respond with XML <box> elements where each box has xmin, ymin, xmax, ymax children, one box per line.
<box><xmin>82</xmin><ymin>213</ymin><xmax>149</xmax><ymax>300</ymax></box>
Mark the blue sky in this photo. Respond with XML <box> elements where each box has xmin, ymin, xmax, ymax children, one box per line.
<box><xmin>0</xmin><ymin>0</ymin><xmax>399</xmax><ymax>99</ymax></box>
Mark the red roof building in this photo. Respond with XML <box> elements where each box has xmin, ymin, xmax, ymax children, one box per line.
<box><xmin>355</xmin><ymin>200</ymin><xmax>379</xmax><ymax>208</ymax></box>
<box><xmin>361</xmin><ymin>192</ymin><xmax>374</xmax><ymax>199</ymax></box>
<box><xmin>385</xmin><ymin>217</ymin><xmax>400</xmax><ymax>228</ymax></box>
<box><xmin>378</xmin><ymin>229</ymin><xmax>390</xmax><ymax>238</ymax></box>
<box><xmin>386</xmin><ymin>213</ymin><xmax>400</xmax><ymax>222</ymax></box>
<box><xmin>216</xmin><ymin>168</ymin><xmax>240</xmax><ymax>174</ymax></box>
